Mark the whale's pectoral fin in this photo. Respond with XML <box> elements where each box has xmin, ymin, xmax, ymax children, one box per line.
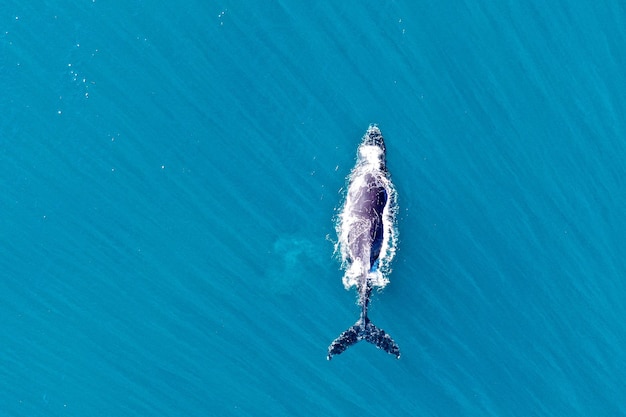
<box><xmin>327</xmin><ymin>319</ymin><xmax>400</xmax><ymax>360</ymax></box>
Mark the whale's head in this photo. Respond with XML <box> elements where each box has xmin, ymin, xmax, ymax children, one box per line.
<box><xmin>358</xmin><ymin>125</ymin><xmax>386</xmax><ymax>167</ymax></box>
<box><xmin>362</xmin><ymin>125</ymin><xmax>386</xmax><ymax>152</ymax></box>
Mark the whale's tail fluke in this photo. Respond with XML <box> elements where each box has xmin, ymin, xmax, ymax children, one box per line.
<box><xmin>327</xmin><ymin>316</ymin><xmax>400</xmax><ymax>360</ymax></box>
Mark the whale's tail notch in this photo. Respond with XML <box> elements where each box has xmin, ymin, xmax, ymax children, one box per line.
<box><xmin>327</xmin><ymin>316</ymin><xmax>400</xmax><ymax>360</ymax></box>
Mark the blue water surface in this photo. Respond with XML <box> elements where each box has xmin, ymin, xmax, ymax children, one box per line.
<box><xmin>2</xmin><ymin>1</ymin><xmax>625</xmax><ymax>416</ymax></box>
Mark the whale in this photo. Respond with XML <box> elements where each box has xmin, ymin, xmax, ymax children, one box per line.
<box><xmin>327</xmin><ymin>125</ymin><xmax>400</xmax><ymax>360</ymax></box>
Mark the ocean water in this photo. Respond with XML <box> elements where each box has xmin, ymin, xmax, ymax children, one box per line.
<box><xmin>1</xmin><ymin>0</ymin><xmax>625</xmax><ymax>415</ymax></box>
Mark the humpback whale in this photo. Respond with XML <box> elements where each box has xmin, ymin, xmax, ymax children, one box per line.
<box><xmin>327</xmin><ymin>125</ymin><xmax>400</xmax><ymax>360</ymax></box>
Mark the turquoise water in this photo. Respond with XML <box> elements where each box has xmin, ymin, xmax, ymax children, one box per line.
<box><xmin>2</xmin><ymin>1</ymin><xmax>625</xmax><ymax>415</ymax></box>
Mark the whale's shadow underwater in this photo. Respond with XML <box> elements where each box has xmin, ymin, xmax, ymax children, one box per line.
<box><xmin>327</xmin><ymin>125</ymin><xmax>400</xmax><ymax>360</ymax></box>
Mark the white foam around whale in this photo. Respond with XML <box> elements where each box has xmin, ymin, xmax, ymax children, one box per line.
<box><xmin>334</xmin><ymin>142</ymin><xmax>398</xmax><ymax>292</ymax></box>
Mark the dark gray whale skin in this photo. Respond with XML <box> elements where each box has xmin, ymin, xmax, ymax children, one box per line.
<box><xmin>348</xmin><ymin>172</ymin><xmax>387</xmax><ymax>268</ymax></box>
<box><xmin>327</xmin><ymin>126</ymin><xmax>400</xmax><ymax>360</ymax></box>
